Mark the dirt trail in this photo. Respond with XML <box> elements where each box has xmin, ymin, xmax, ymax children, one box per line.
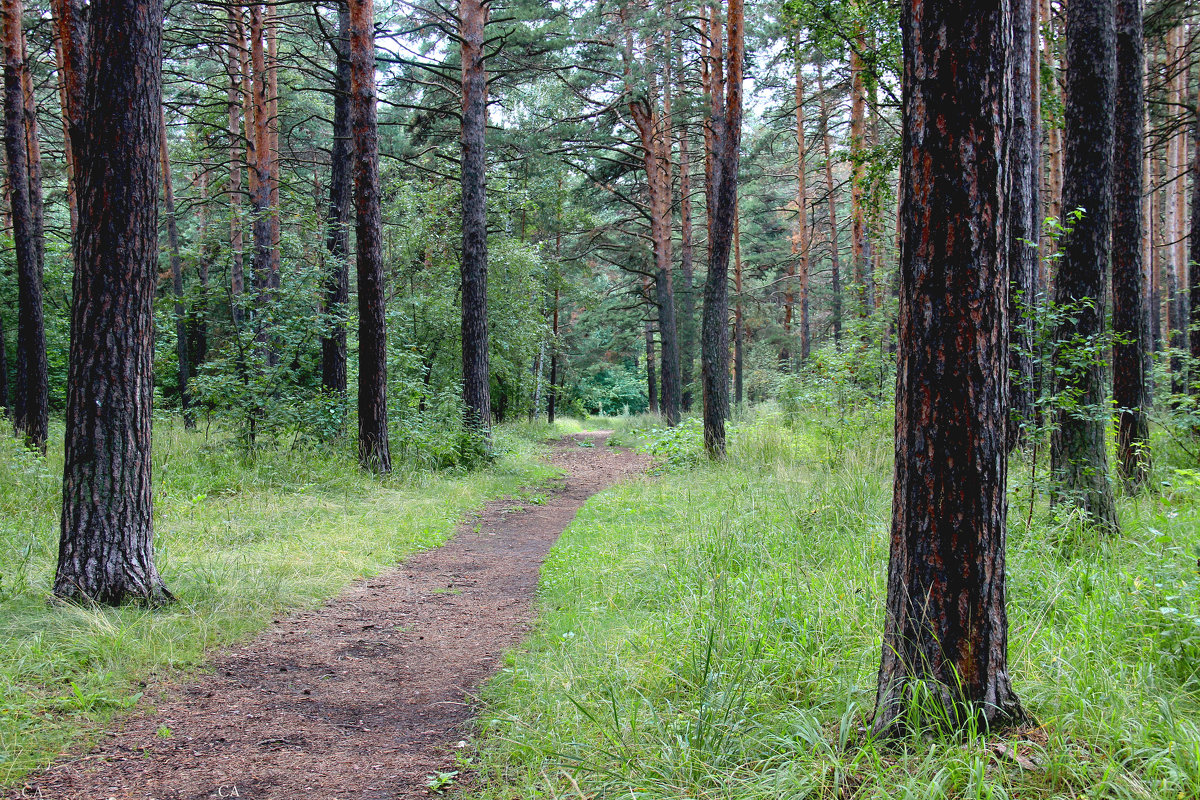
<box><xmin>15</xmin><ymin>432</ymin><xmax>648</xmax><ymax>800</ymax></box>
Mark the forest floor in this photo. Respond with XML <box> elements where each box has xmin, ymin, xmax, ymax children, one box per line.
<box><xmin>11</xmin><ymin>432</ymin><xmax>649</xmax><ymax>800</ymax></box>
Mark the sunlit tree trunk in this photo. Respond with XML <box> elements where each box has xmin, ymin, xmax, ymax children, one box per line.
<box><xmin>849</xmin><ymin>19</ymin><xmax>871</xmax><ymax>317</ymax></box>
<box><xmin>56</xmin><ymin>0</ymin><xmax>172</xmax><ymax>605</ymax></box>
<box><xmin>875</xmin><ymin>0</ymin><xmax>1025</xmax><ymax>735</ymax></box>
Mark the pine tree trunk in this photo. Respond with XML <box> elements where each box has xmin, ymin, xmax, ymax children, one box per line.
<box><xmin>1191</xmin><ymin>80</ymin><xmax>1200</xmax><ymax>396</ymax></box>
<box><xmin>3</xmin><ymin>0</ymin><xmax>47</xmax><ymax>452</ymax></box>
<box><xmin>350</xmin><ymin>0</ymin><xmax>390</xmax><ymax>472</ymax></box>
<box><xmin>1166</xmin><ymin>25</ymin><xmax>1186</xmax><ymax>394</ymax></box>
<box><xmin>875</xmin><ymin>0</ymin><xmax>1024</xmax><ymax>734</ymax></box>
<box><xmin>700</xmin><ymin>0</ymin><xmax>743</xmax><ymax>458</ymax></box>
<box><xmin>55</xmin><ymin>0</ymin><xmax>172</xmax><ymax>606</ymax></box>
<box><xmin>794</xmin><ymin>40</ymin><xmax>811</xmax><ymax>363</ymax></box>
<box><xmin>849</xmin><ymin>26</ymin><xmax>871</xmax><ymax>317</ymax></box>
<box><xmin>1043</xmin><ymin>0</ymin><xmax>1063</xmax><ymax>265</ymax></box>
<box><xmin>51</xmin><ymin>0</ymin><xmax>85</xmax><ymax>239</ymax></box>
<box><xmin>733</xmin><ymin>205</ymin><xmax>743</xmax><ymax>405</ymax></box>
<box><xmin>160</xmin><ymin>114</ymin><xmax>192</xmax><ymax>427</ymax></box>
<box><xmin>817</xmin><ymin>64</ymin><xmax>843</xmax><ymax>344</ymax></box>
<box><xmin>645</xmin><ymin>316</ymin><xmax>658</xmax><ymax>414</ymax></box>
<box><xmin>0</xmin><ymin>316</ymin><xmax>7</xmax><ymax>414</ymax></box>
<box><xmin>1050</xmin><ymin>0</ymin><xmax>1120</xmax><ymax>533</ymax></box>
<box><xmin>322</xmin><ymin>0</ymin><xmax>350</xmax><ymax>400</ymax></box>
<box><xmin>1113</xmin><ymin>0</ymin><xmax>1150</xmax><ymax>484</ymax></box>
<box><xmin>460</xmin><ymin>0</ymin><xmax>491</xmax><ymax>433</ymax></box>
<box><xmin>249</xmin><ymin>2</ymin><xmax>275</xmax><ymax>366</ymax></box>
<box><xmin>1008</xmin><ymin>0</ymin><xmax>1037</xmax><ymax>449</ymax></box>
<box><xmin>548</xmin><ymin>286</ymin><xmax>558</xmax><ymax>424</ymax></box>
<box><xmin>20</xmin><ymin>39</ymin><xmax>42</xmax><ymax>284</ymax></box>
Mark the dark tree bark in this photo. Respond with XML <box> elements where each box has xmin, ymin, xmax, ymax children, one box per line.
<box><xmin>55</xmin><ymin>0</ymin><xmax>172</xmax><ymax>605</ymax></box>
<box><xmin>874</xmin><ymin>0</ymin><xmax>1025</xmax><ymax>735</ymax></box>
<box><xmin>322</xmin><ymin>0</ymin><xmax>351</xmax><ymax>400</ymax></box>
<box><xmin>1113</xmin><ymin>0</ymin><xmax>1150</xmax><ymax>484</ymax></box>
<box><xmin>350</xmin><ymin>0</ymin><xmax>390</xmax><ymax>472</ymax></box>
<box><xmin>160</xmin><ymin>114</ymin><xmax>192</xmax><ymax>427</ymax></box>
<box><xmin>1007</xmin><ymin>0</ymin><xmax>1037</xmax><ymax>450</ymax></box>
<box><xmin>700</xmin><ymin>0</ymin><xmax>743</xmax><ymax>458</ymax></box>
<box><xmin>3</xmin><ymin>0</ymin><xmax>47</xmax><ymax>452</ymax></box>
<box><xmin>0</xmin><ymin>316</ymin><xmax>9</xmax><ymax>414</ymax></box>
<box><xmin>548</xmin><ymin>285</ymin><xmax>559</xmax><ymax>424</ymax></box>
<box><xmin>817</xmin><ymin>64</ymin><xmax>843</xmax><ymax>344</ymax></box>
<box><xmin>1050</xmin><ymin>0</ymin><xmax>1120</xmax><ymax>532</ymax></box>
<box><xmin>460</xmin><ymin>0</ymin><xmax>491</xmax><ymax>433</ymax></box>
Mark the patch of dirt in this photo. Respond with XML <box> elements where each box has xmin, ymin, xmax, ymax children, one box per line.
<box><xmin>14</xmin><ymin>432</ymin><xmax>648</xmax><ymax>800</ymax></box>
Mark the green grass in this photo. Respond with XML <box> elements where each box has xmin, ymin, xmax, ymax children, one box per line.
<box><xmin>472</xmin><ymin>405</ymin><xmax>1200</xmax><ymax>800</ymax></box>
<box><xmin>0</xmin><ymin>418</ymin><xmax>563</xmax><ymax>785</ymax></box>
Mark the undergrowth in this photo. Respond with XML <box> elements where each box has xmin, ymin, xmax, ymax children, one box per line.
<box><xmin>473</xmin><ymin>403</ymin><xmax>1200</xmax><ymax>800</ymax></box>
<box><xmin>0</xmin><ymin>419</ymin><xmax>562</xmax><ymax>785</ymax></box>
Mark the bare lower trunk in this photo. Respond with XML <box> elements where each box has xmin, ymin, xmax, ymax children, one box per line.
<box><xmin>56</xmin><ymin>0</ymin><xmax>172</xmax><ymax>605</ymax></box>
<box><xmin>875</xmin><ymin>0</ymin><xmax>1024</xmax><ymax>734</ymax></box>
<box><xmin>350</xmin><ymin>0</ymin><xmax>390</xmax><ymax>472</ymax></box>
<box><xmin>322</xmin><ymin>0</ymin><xmax>351</xmax><ymax>401</ymax></box>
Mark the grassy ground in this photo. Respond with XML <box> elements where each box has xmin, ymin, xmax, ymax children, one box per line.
<box><xmin>0</xmin><ymin>418</ymin><xmax>568</xmax><ymax>785</ymax></box>
<box><xmin>473</xmin><ymin>404</ymin><xmax>1200</xmax><ymax>800</ymax></box>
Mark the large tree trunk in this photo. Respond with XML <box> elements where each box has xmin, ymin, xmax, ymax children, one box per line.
<box><xmin>874</xmin><ymin>0</ymin><xmax>1024</xmax><ymax>735</ymax></box>
<box><xmin>52</xmin><ymin>0</ymin><xmax>86</xmax><ymax>239</ymax></box>
<box><xmin>160</xmin><ymin>113</ymin><xmax>192</xmax><ymax>427</ymax></box>
<box><xmin>1050</xmin><ymin>0</ymin><xmax>1120</xmax><ymax>533</ymax></box>
<box><xmin>322</xmin><ymin>0</ymin><xmax>351</xmax><ymax>400</ymax></box>
<box><xmin>1113</xmin><ymin>0</ymin><xmax>1150</xmax><ymax>484</ymax></box>
<box><xmin>249</xmin><ymin>2</ymin><xmax>275</xmax><ymax>366</ymax></box>
<box><xmin>700</xmin><ymin>0</ymin><xmax>743</xmax><ymax>458</ymax></box>
<box><xmin>55</xmin><ymin>0</ymin><xmax>171</xmax><ymax>605</ymax></box>
<box><xmin>817</xmin><ymin>64</ymin><xmax>843</xmax><ymax>344</ymax></box>
<box><xmin>460</xmin><ymin>0</ymin><xmax>491</xmax><ymax>432</ymax></box>
<box><xmin>3</xmin><ymin>0</ymin><xmax>47</xmax><ymax>452</ymax></box>
<box><xmin>350</xmin><ymin>0</ymin><xmax>390</xmax><ymax>472</ymax></box>
<box><xmin>1008</xmin><ymin>0</ymin><xmax>1037</xmax><ymax>449</ymax></box>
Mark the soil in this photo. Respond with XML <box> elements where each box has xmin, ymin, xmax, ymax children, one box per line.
<box><xmin>14</xmin><ymin>432</ymin><xmax>648</xmax><ymax>800</ymax></box>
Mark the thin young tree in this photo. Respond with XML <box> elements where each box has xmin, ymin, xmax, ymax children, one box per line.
<box><xmin>874</xmin><ymin>0</ymin><xmax>1025</xmax><ymax>734</ymax></box>
<box><xmin>3</xmin><ymin>0</ymin><xmax>47</xmax><ymax>452</ymax></box>
<box><xmin>1113</xmin><ymin>0</ymin><xmax>1150</xmax><ymax>483</ymax></box>
<box><xmin>350</xmin><ymin>0</ymin><xmax>391</xmax><ymax>472</ymax></box>
<box><xmin>460</xmin><ymin>0</ymin><xmax>492</xmax><ymax>433</ymax></box>
<box><xmin>322</xmin><ymin>0</ymin><xmax>351</xmax><ymax>401</ymax></box>
<box><xmin>1050</xmin><ymin>0</ymin><xmax>1119</xmax><ymax>532</ymax></box>
<box><xmin>55</xmin><ymin>0</ymin><xmax>172</xmax><ymax>605</ymax></box>
<box><xmin>1008</xmin><ymin>0</ymin><xmax>1037</xmax><ymax>449</ymax></box>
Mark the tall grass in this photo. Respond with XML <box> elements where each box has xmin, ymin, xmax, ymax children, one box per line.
<box><xmin>0</xmin><ymin>419</ymin><xmax>559</xmax><ymax>784</ymax></box>
<box><xmin>473</xmin><ymin>405</ymin><xmax>1200</xmax><ymax>800</ymax></box>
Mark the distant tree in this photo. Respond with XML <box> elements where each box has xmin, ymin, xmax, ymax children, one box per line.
<box><xmin>460</xmin><ymin>0</ymin><xmax>492</xmax><ymax>433</ymax></box>
<box><xmin>3</xmin><ymin>0</ymin><xmax>47</xmax><ymax>452</ymax></box>
<box><xmin>1050</xmin><ymin>0</ymin><xmax>1119</xmax><ymax>531</ymax></box>
<box><xmin>1008</xmin><ymin>0</ymin><xmax>1037</xmax><ymax>449</ymax></box>
<box><xmin>350</xmin><ymin>0</ymin><xmax>391</xmax><ymax>472</ymax></box>
<box><xmin>55</xmin><ymin>0</ymin><xmax>172</xmax><ymax>605</ymax></box>
<box><xmin>874</xmin><ymin>0</ymin><xmax>1025</xmax><ymax>734</ymax></box>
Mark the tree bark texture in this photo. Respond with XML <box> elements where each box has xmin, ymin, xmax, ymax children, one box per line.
<box><xmin>51</xmin><ymin>0</ymin><xmax>86</xmax><ymax>226</ymax></box>
<box><xmin>249</xmin><ymin>2</ymin><xmax>277</xmax><ymax>365</ymax></box>
<box><xmin>701</xmin><ymin>0</ymin><xmax>743</xmax><ymax>458</ymax></box>
<box><xmin>350</xmin><ymin>0</ymin><xmax>391</xmax><ymax>472</ymax></box>
<box><xmin>645</xmin><ymin>316</ymin><xmax>657</xmax><ymax>414</ymax></box>
<box><xmin>734</xmin><ymin>205</ymin><xmax>743</xmax><ymax>405</ymax></box>
<box><xmin>1050</xmin><ymin>0</ymin><xmax>1120</xmax><ymax>533</ymax></box>
<box><xmin>3</xmin><ymin>0</ymin><xmax>47</xmax><ymax>452</ymax></box>
<box><xmin>1166</xmin><ymin>25</ymin><xmax>1186</xmax><ymax>392</ymax></box>
<box><xmin>794</xmin><ymin>39</ymin><xmax>811</xmax><ymax>363</ymax></box>
<box><xmin>875</xmin><ymin>0</ymin><xmax>1024</xmax><ymax>735</ymax></box>
<box><xmin>1113</xmin><ymin>0</ymin><xmax>1150</xmax><ymax>483</ymax></box>
<box><xmin>849</xmin><ymin>25</ymin><xmax>873</xmax><ymax>317</ymax></box>
<box><xmin>460</xmin><ymin>0</ymin><xmax>491</xmax><ymax>432</ymax></box>
<box><xmin>322</xmin><ymin>0</ymin><xmax>351</xmax><ymax>399</ymax></box>
<box><xmin>226</xmin><ymin>7</ymin><xmax>246</xmax><ymax>330</ymax></box>
<box><xmin>1007</xmin><ymin>0</ymin><xmax>1037</xmax><ymax>450</ymax></box>
<box><xmin>678</xmin><ymin>120</ymin><xmax>697</xmax><ymax>410</ymax></box>
<box><xmin>55</xmin><ymin>0</ymin><xmax>171</xmax><ymax>605</ymax></box>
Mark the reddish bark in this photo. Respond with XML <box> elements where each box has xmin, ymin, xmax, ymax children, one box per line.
<box><xmin>226</xmin><ymin>8</ymin><xmax>246</xmax><ymax>329</ymax></box>
<box><xmin>817</xmin><ymin>64</ymin><xmax>843</xmax><ymax>343</ymax></box>
<box><xmin>875</xmin><ymin>0</ymin><xmax>1024</xmax><ymax>734</ymax></box>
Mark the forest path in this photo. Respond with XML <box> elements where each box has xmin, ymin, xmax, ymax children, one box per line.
<box><xmin>16</xmin><ymin>432</ymin><xmax>649</xmax><ymax>800</ymax></box>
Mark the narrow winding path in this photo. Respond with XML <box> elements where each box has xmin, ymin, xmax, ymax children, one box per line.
<box><xmin>16</xmin><ymin>433</ymin><xmax>648</xmax><ymax>800</ymax></box>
